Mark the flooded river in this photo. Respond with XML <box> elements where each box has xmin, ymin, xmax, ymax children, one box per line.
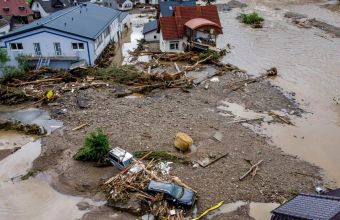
<box><xmin>218</xmin><ymin>0</ymin><xmax>340</xmax><ymax>185</ymax></box>
<box><xmin>0</xmin><ymin>108</ymin><xmax>101</xmax><ymax>220</ymax></box>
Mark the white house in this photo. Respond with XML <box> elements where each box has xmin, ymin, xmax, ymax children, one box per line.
<box><xmin>159</xmin><ymin>5</ymin><xmax>222</xmax><ymax>52</ymax></box>
<box><xmin>0</xmin><ymin>3</ymin><xmax>129</xmax><ymax>69</ymax></box>
<box><xmin>139</xmin><ymin>0</ymin><xmax>158</xmax><ymax>5</ymax></box>
<box><xmin>142</xmin><ymin>20</ymin><xmax>159</xmax><ymax>42</ymax></box>
<box><xmin>31</xmin><ymin>0</ymin><xmax>91</xmax><ymax>18</ymax></box>
<box><xmin>103</xmin><ymin>0</ymin><xmax>133</xmax><ymax>11</ymax></box>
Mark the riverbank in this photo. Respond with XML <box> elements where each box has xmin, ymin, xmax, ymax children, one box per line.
<box><xmin>27</xmin><ymin>65</ymin><xmax>320</xmax><ymax>218</ymax></box>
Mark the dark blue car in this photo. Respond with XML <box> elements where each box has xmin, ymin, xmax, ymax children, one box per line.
<box><xmin>146</xmin><ymin>180</ymin><xmax>196</xmax><ymax>207</ymax></box>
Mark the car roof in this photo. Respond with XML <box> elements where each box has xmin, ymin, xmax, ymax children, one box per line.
<box><xmin>109</xmin><ymin>147</ymin><xmax>133</xmax><ymax>162</ymax></box>
<box><xmin>148</xmin><ymin>180</ymin><xmax>174</xmax><ymax>193</ymax></box>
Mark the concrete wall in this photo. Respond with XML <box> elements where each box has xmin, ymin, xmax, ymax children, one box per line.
<box><xmin>160</xmin><ymin>31</ymin><xmax>186</xmax><ymax>52</ymax></box>
<box><xmin>144</xmin><ymin>30</ymin><xmax>159</xmax><ymax>42</ymax></box>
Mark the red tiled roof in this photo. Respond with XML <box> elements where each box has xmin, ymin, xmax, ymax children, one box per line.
<box><xmin>185</xmin><ymin>18</ymin><xmax>221</xmax><ymax>30</ymax></box>
<box><xmin>159</xmin><ymin>5</ymin><xmax>222</xmax><ymax>40</ymax></box>
<box><xmin>0</xmin><ymin>0</ymin><xmax>33</xmax><ymax>17</ymax></box>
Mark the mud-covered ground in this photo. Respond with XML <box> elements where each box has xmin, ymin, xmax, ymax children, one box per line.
<box><xmin>31</xmin><ymin>67</ymin><xmax>321</xmax><ymax>219</ymax></box>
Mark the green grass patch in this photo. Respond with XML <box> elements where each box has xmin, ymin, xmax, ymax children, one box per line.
<box><xmin>73</xmin><ymin>128</ymin><xmax>109</xmax><ymax>161</ymax></box>
<box><xmin>240</xmin><ymin>12</ymin><xmax>264</xmax><ymax>25</ymax></box>
<box><xmin>133</xmin><ymin>150</ymin><xmax>191</xmax><ymax>164</ymax></box>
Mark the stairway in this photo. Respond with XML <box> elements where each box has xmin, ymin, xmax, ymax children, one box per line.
<box><xmin>36</xmin><ymin>57</ymin><xmax>50</xmax><ymax>69</ymax></box>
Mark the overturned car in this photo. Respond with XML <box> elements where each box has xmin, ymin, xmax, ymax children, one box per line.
<box><xmin>146</xmin><ymin>180</ymin><xmax>196</xmax><ymax>207</ymax></box>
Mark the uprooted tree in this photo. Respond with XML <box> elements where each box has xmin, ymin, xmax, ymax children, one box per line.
<box><xmin>73</xmin><ymin>128</ymin><xmax>109</xmax><ymax>161</ymax></box>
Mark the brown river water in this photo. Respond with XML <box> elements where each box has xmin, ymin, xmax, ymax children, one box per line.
<box><xmin>0</xmin><ymin>108</ymin><xmax>105</xmax><ymax>220</ymax></box>
<box><xmin>0</xmin><ymin>1</ymin><xmax>339</xmax><ymax>219</ymax></box>
<box><xmin>217</xmin><ymin>0</ymin><xmax>340</xmax><ymax>187</ymax></box>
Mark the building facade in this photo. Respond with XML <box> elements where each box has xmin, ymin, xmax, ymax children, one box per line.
<box><xmin>103</xmin><ymin>0</ymin><xmax>133</xmax><ymax>11</ymax></box>
<box><xmin>0</xmin><ymin>3</ymin><xmax>129</xmax><ymax>69</ymax></box>
<box><xmin>159</xmin><ymin>5</ymin><xmax>222</xmax><ymax>52</ymax></box>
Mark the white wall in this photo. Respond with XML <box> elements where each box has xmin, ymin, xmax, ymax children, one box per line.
<box><xmin>118</xmin><ymin>0</ymin><xmax>133</xmax><ymax>10</ymax></box>
<box><xmin>31</xmin><ymin>2</ymin><xmax>49</xmax><ymax>17</ymax></box>
<box><xmin>0</xmin><ymin>24</ymin><xmax>10</xmax><ymax>36</ymax></box>
<box><xmin>0</xmin><ymin>28</ymin><xmax>95</xmax><ymax>67</ymax></box>
<box><xmin>144</xmin><ymin>30</ymin><xmax>159</xmax><ymax>42</ymax></box>
<box><xmin>94</xmin><ymin>18</ymin><xmax>120</xmax><ymax>59</ymax></box>
<box><xmin>160</xmin><ymin>31</ymin><xmax>186</xmax><ymax>52</ymax></box>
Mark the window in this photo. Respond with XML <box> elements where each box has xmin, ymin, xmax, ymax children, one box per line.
<box><xmin>169</xmin><ymin>41</ymin><xmax>179</xmax><ymax>50</ymax></box>
<box><xmin>53</xmin><ymin>42</ymin><xmax>61</xmax><ymax>55</ymax></box>
<box><xmin>72</xmin><ymin>42</ymin><xmax>84</xmax><ymax>50</ymax></box>
<box><xmin>154</xmin><ymin>35</ymin><xmax>157</xmax><ymax>39</ymax></box>
<box><xmin>33</xmin><ymin>43</ymin><xmax>41</xmax><ymax>56</ymax></box>
<box><xmin>96</xmin><ymin>34</ymin><xmax>103</xmax><ymax>48</ymax></box>
<box><xmin>10</xmin><ymin>43</ymin><xmax>23</xmax><ymax>50</ymax></box>
<box><xmin>104</xmin><ymin>27</ymin><xmax>110</xmax><ymax>38</ymax></box>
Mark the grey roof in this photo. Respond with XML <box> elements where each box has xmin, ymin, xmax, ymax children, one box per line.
<box><xmin>119</xmin><ymin>11</ymin><xmax>128</xmax><ymax>22</ymax></box>
<box><xmin>0</xmin><ymin>19</ymin><xmax>9</xmax><ymax>28</ymax></box>
<box><xmin>33</xmin><ymin>0</ymin><xmax>90</xmax><ymax>14</ymax></box>
<box><xmin>0</xmin><ymin>3</ymin><xmax>122</xmax><ymax>40</ymax></box>
<box><xmin>159</xmin><ymin>0</ymin><xmax>196</xmax><ymax>17</ymax></box>
<box><xmin>142</xmin><ymin>20</ymin><xmax>157</xmax><ymax>34</ymax></box>
<box><xmin>272</xmin><ymin>193</ymin><xmax>340</xmax><ymax>219</ymax></box>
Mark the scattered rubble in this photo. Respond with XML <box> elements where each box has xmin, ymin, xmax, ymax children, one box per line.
<box><xmin>285</xmin><ymin>12</ymin><xmax>340</xmax><ymax>37</ymax></box>
<box><xmin>133</xmin><ymin>150</ymin><xmax>191</xmax><ymax>165</ymax></box>
<box><xmin>216</xmin><ymin>0</ymin><xmax>247</xmax><ymax>12</ymax></box>
<box><xmin>0</xmin><ymin>120</ymin><xmax>44</xmax><ymax>135</ymax></box>
<box><xmin>104</xmin><ymin>153</ymin><xmax>195</xmax><ymax>219</ymax></box>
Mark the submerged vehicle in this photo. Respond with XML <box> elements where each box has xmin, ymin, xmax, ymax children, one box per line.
<box><xmin>147</xmin><ymin>180</ymin><xmax>196</xmax><ymax>207</ymax></box>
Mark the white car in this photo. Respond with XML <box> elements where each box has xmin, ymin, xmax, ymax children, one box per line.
<box><xmin>107</xmin><ymin>147</ymin><xmax>143</xmax><ymax>174</ymax></box>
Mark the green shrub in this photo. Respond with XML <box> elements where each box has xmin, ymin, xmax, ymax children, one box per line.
<box><xmin>73</xmin><ymin>128</ymin><xmax>109</xmax><ymax>161</ymax></box>
<box><xmin>240</xmin><ymin>12</ymin><xmax>264</xmax><ymax>25</ymax></box>
<box><xmin>199</xmin><ymin>49</ymin><xmax>222</xmax><ymax>62</ymax></box>
<box><xmin>93</xmin><ymin>65</ymin><xmax>142</xmax><ymax>83</ymax></box>
<box><xmin>0</xmin><ymin>66</ymin><xmax>24</xmax><ymax>85</ymax></box>
<box><xmin>17</xmin><ymin>55</ymin><xmax>30</xmax><ymax>72</ymax></box>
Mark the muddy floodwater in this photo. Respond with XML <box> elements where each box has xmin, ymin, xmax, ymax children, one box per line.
<box><xmin>0</xmin><ymin>108</ymin><xmax>102</xmax><ymax>220</ymax></box>
<box><xmin>218</xmin><ymin>0</ymin><xmax>340</xmax><ymax>185</ymax></box>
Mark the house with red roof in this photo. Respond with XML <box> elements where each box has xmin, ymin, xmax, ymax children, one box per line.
<box><xmin>159</xmin><ymin>5</ymin><xmax>222</xmax><ymax>52</ymax></box>
<box><xmin>0</xmin><ymin>0</ymin><xmax>33</xmax><ymax>30</ymax></box>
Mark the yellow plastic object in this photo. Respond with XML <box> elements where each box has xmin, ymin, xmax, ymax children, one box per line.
<box><xmin>174</xmin><ymin>132</ymin><xmax>193</xmax><ymax>151</ymax></box>
<box><xmin>46</xmin><ymin>90</ymin><xmax>54</xmax><ymax>100</ymax></box>
<box><xmin>192</xmin><ymin>201</ymin><xmax>224</xmax><ymax>220</ymax></box>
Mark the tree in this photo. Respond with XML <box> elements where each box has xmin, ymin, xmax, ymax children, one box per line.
<box><xmin>73</xmin><ymin>128</ymin><xmax>110</xmax><ymax>161</ymax></box>
<box><xmin>0</xmin><ymin>49</ymin><xmax>9</xmax><ymax>68</ymax></box>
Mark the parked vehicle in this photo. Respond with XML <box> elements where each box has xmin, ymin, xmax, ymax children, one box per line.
<box><xmin>107</xmin><ymin>147</ymin><xmax>143</xmax><ymax>174</ymax></box>
<box><xmin>146</xmin><ymin>180</ymin><xmax>196</xmax><ymax>207</ymax></box>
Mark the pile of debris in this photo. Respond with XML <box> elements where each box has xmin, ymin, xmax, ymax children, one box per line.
<box><xmin>104</xmin><ymin>152</ymin><xmax>196</xmax><ymax>219</ymax></box>
<box><xmin>0</xmin><ymin>50</ymin><xmax>245</xmax><ymax>104</ymax></box>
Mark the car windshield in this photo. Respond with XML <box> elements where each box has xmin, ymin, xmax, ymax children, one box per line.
<box><xmin>123</xmin><ymin>158</ymin><xmax>133</xmax><ymax>167</ymax></box>
<box><xmin>171</xmin><ymin>185</ymin><xmax>184</xmax><ymax>199</ymax></box>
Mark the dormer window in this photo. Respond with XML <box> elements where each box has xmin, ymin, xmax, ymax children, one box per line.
<box><xmin>3</xmin><ymin>7</ymin><xmax>9</xmax><ymax>12</ymax></box>
<box><xmin>18</xmin><ymin>5</ymin><xmax>25</xmax><ymax>10</ymax></box>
